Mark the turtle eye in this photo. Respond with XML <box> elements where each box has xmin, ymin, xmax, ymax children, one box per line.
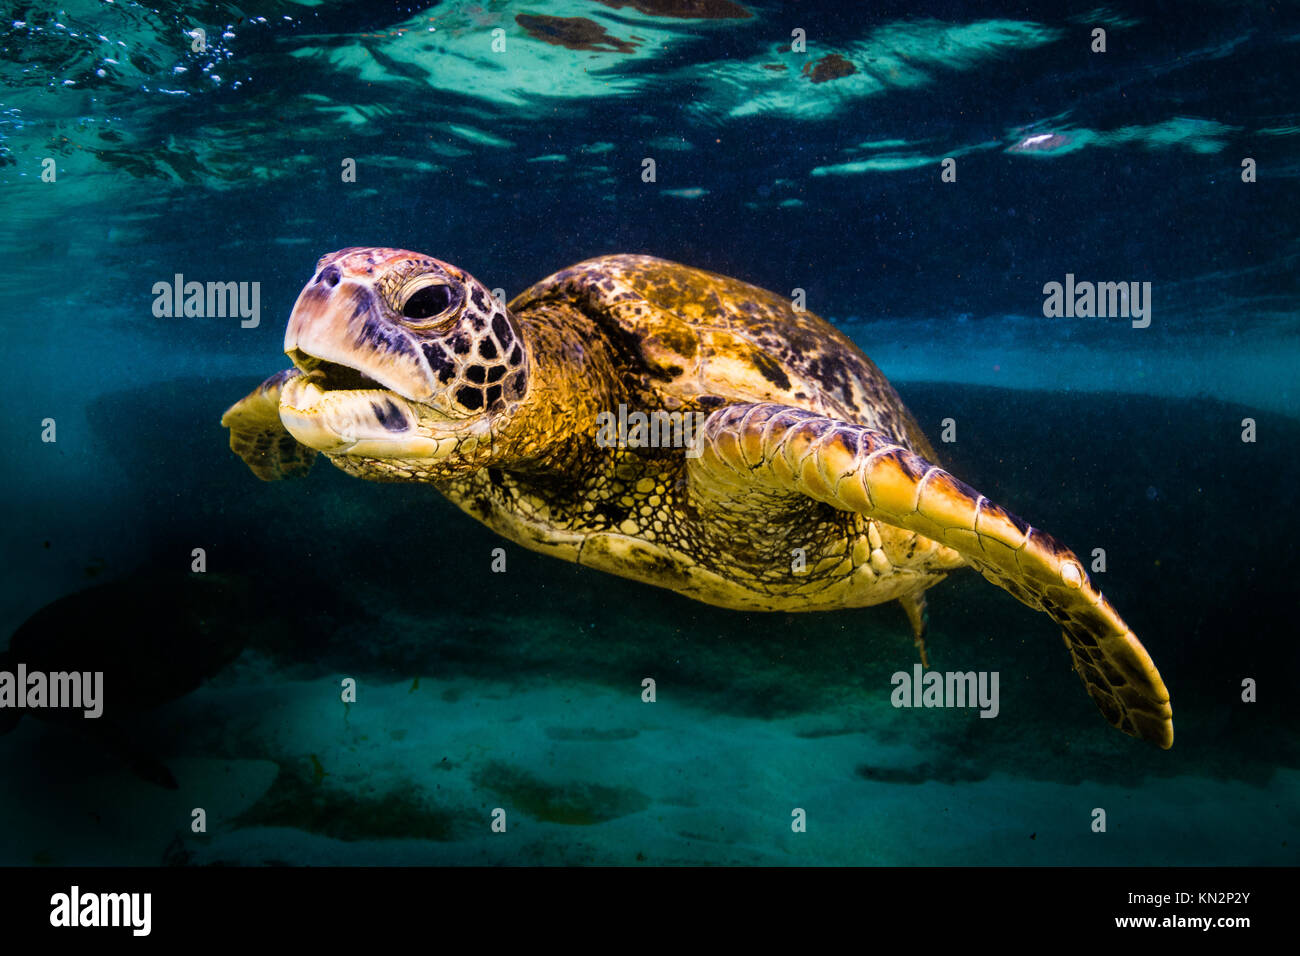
<box><xmin>402</xmin><ymin>283</ymin><xmax>460</xmax><ymax>320</ymax></box>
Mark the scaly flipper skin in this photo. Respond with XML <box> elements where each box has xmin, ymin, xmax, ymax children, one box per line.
<box><xmin>688</xmin><ymin>402</ymin><xmax>1174</xmax><ymax>748</ymax></box>
<box><xmin>220</xmin><ymin>369</ymin><xmax>317</xmax><ymax>480</ymax></box>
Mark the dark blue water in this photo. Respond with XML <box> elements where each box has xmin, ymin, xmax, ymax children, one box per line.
<box><xmin>1</xmin><ymin>0</ymin><xmax>1297</xmax><ymax>866</ymax></box>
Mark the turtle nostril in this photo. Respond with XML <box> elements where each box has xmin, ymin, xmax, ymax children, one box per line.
<box><xmin>319</xmin><ymin>265</ymin><xmax>342</xmax><ymax>288</ymax></box>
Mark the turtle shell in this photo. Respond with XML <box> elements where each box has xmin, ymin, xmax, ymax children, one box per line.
<box><xmin>509</xmin><ymin>254</ymin><xmax>937</xmax><ymax>460</ymax></box>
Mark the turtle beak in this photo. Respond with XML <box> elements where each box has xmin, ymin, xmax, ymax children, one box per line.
<box><xmin>284</xmin><ymin>265</ymin><xmax>435</xmax><ymax>404</ymax></box>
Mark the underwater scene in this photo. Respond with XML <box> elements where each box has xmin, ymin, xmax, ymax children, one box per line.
<box><xmin>1</xmin><ymin>0</ymin><xmax>1298</xmax><ymax>870</ymax></box>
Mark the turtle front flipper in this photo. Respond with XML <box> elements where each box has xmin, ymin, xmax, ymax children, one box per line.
<box><xmin>689</xmin><ymin>402</ymin><xmax>1173</xmax><ymax>748</ymax></box>
<box><xmin>220</xmin><ymin>369</ymin><xmax>318</xmax><ymax>481</ymax></box>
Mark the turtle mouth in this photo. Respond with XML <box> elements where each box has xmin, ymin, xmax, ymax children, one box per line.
<box><xmin>278</xmin><ymin>361</ymin><xmax>450</xmax><ymax>458</ymax></box>
<box><xmin>287</xmin><ymin>350</ymin><xmax>387</xmax><ymax>393</ymax></box>
<box><xmin>309</xmin><ymin>358</ymin><xmax>386</xmax><ymax>393</ymax></box>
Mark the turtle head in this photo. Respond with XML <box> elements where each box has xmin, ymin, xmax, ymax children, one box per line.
<box><xmin>279</xmin><ymin>247</ymin><xmax>529</xmax><ymax>473</ymax></box>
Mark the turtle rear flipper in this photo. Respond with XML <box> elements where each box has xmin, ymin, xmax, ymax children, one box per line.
<box><xmin>689</xmin><ymin>403</ymin><xmax>1174</xmax><ymax>748</ymax></box>
<box><xmin>221</xmin><ymin>369</ymin><xmax>317</xmax><ymax>480</ymax></box>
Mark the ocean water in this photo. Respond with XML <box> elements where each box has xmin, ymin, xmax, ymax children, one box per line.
<box><xmin>0</xmin><ymin>0</ymin><xmax>1297</xmax><ymax>867</ymax></box>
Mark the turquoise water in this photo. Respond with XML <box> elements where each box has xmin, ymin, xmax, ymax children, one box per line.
<box><xmin>0</xmin><ymin>1</ymin><xmax>1297</xmax><ymax>865</ymax></box>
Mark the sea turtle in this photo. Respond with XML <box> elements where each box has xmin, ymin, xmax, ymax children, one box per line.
<box><xmin>222</xmin><ymin>248</ymin><xmax>1173</xmax><ymax>747</ymax></box>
